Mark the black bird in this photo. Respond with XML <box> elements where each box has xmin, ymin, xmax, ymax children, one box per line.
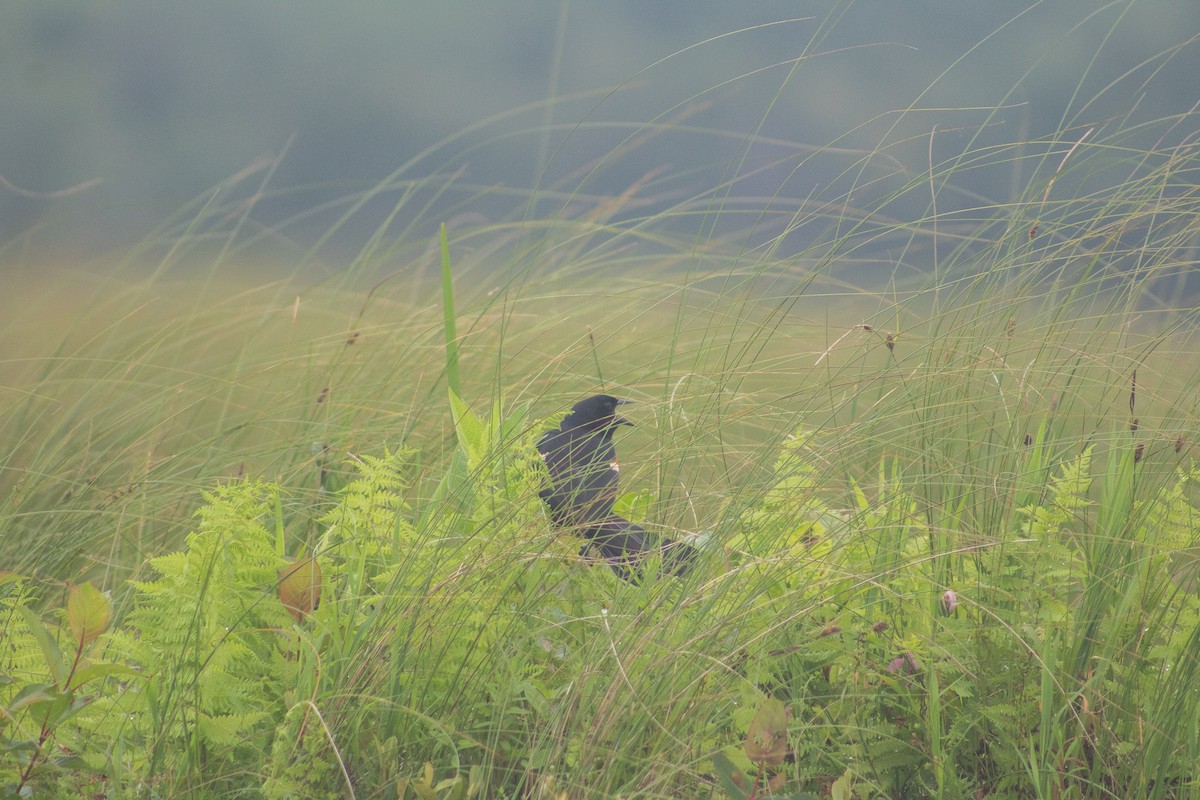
<box><xmin>538</xmin><ymin>394</ymin><xmax>699</xmax><ymax>579</ymax></box>
<box><xmin>580</xmin><ymin>516</ymin><xmax>697</xmax><ymax>579</ymax></box>
<box><xmin>537</xmin><ymin>394</ymin><xmax>631</xmax><ymax>529</ymax></box>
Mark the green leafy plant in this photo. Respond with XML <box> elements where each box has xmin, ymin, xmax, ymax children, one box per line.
<box><xmin>4</xmin><ymin>10</ymin><xmax>1200</xmax><ymax>794</ymax></box>
<box><xmin>1</xmin><ymin>578</ymin><xmax>131</xmax><ymax>799</ymax></box>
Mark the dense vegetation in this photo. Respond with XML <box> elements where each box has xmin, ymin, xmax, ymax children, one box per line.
<box><xmin>5</xmin><ymin>59</ymin><xmax>1200</xmax><ymax>800</ymax></box>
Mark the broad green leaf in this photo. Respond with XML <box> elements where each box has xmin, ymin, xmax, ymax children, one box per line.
<box><xmin>710</xmin><ymin>751</ymin><xmax>749</xmax><ymax>799</ymax></box>
<box><xmin>50</xmin><ymin>754</ymin><xmax>93</xmax><ymax>771</ymax></box>
<box><xmin>17</xmin><ymin>607</ymin><xmax>66</xmax><ymax>686</ymax></box>
<box><xmin>67</xmin><ymin>582</ymin><xmax>111</xmax><ymax>646</ymax></box>
<box><xmin>70</xmin><ymin>662</ymin><xmax>140</xmax><ymax>689</ymax></box>
<box><xmin>5</xmin><ymin>683</ymin><xmax>56</xmax><ymax>715</ymax></box>
<box><xmin>831</xmin><ymin>769</ymin><xmax>854</xmax><ymax>800</ymax></box>
<box><xmin>1</xmin><ymin>738</ymin><xmax>38</xmax><ymax>753</ymax></box>
<box><xmin>42</xmin><ymin>688</ymin><xmax>91</xmax><ymax>728</ymax></box>
<box><xmin>449</xmin><ymin>389</ymin><xmax>485</xmax><ymax>462</ymax></box>
<box><xmin>612</xmin><ymin>489</ymin><xmax>655</xmax><ymax>523</ymax></box>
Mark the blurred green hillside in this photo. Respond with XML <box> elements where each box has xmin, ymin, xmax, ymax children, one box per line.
<box><xmin>4</xmin><ymin>1</ymin><xmax>1197</xmax><ymax>264</ymax></box>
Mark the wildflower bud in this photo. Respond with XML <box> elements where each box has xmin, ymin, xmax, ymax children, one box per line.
<box><xmin>886</xmin><ymin>652</ymin><xmax>920</xmax><ymax>675</ymax></box>
<box><xmin>941</xmin><ymin>590</ymin><xmax>958</xmax><ymax>615</ymax></box>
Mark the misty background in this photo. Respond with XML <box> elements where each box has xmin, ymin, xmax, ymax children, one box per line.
<box><xmin>4</xmin><ymin>1</ymin><xmax>1197</xmax><ymax>268</ymax></box>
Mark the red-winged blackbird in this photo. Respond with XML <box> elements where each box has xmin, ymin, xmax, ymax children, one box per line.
<box><xmin>580</xmin><ymin>516</ymin><xmax>696</xmax><ymax>579</ymax></box>
<box><xmin>538</xmin><ymin>394</ymin><xmax>696</xmax><ymax>578</ymax></box>
<box><xmin>537</xmin><ymin>394</ymin><xmax>630</xmax><ymax>529</ymax></box>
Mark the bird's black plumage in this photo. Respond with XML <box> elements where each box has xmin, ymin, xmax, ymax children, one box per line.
<box><xmin>580</xmin><ymin>516</ymin><xmax>697</xmax><ymax>580</ymax></box>
<box><xmin>537</xmin><ymin>394</ymin><xmax>631</xmax><ymax>529</ymax></box>
<box><xmin>538</xmin><ymin>394</ymin><xmax>699</xmax><ymax>580</ymax></box>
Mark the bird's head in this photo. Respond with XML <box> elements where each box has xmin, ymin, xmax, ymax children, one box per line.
<box><xmin>561</xmin><ymin>394</ymin><xmax>633</xmax><ymax>432</ymax></box>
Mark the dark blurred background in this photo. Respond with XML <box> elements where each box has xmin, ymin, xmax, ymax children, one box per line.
<box><xmin>3</xmin><ymin>1</ymin><xmax>1197</xmax><ymax>264</ymax></box>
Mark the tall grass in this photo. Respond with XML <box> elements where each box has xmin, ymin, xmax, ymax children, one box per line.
<box><xmin>5</xmin><ymin>13</ymin><xmax>1200</xmax><ymax>799</ymax></box>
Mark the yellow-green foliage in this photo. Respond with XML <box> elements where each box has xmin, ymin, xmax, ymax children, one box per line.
<box><xmin>318</xmin><ymin>448</ymin><xmax>418</xmax><ymax>591</ymax></box>
<box><xmin>0</xmin><ymin>576</ymin><xmax>39</xmax><ymax>685</ymax></box>
<box><xmin>7</xmin><ymin>406</ymin><xmax>1200</xmax><ymax>798</ymax></box>
<box><xmin>738</xmin><ymin>430</ymin><xmax>837</xmax><ymax>561</ymax></box>
<box><xmin>263</xmin><ymin>702</ymin><xmax>343</xmax><ymax>800</ymax></box>
<box><xmin>0</xmin><ymin>577</ymin><xmax>42</xmax><ymax>745</ymax></box>
<box><xmin>100</xmin><ymin>481</ymin><xmax>291</xmax><ymax>766</ymax></box>
<box><xmin>1017</xmin><ymin>446</ymin><xmax>1093</xmax><ymax>539</ymax></box>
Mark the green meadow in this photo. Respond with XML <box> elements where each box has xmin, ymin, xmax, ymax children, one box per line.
<box><xmin>6</xmin><ymin>35</ymin><xmax>1200</xmax><ymax>800</ymax></box>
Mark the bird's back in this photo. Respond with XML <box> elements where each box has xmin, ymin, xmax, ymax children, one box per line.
<box><xmin>537</xmin><ymin>426</ymin><xmax>620</xmax><ymax>527</ymax></box>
